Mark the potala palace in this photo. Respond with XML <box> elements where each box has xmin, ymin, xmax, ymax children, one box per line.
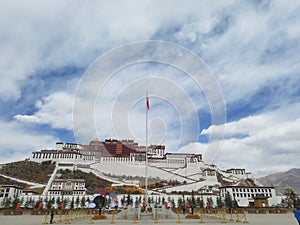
<box><xmin>1</xmin><ymin>138</ymin><xmax>282</xmax><ymax>209</ymax></box>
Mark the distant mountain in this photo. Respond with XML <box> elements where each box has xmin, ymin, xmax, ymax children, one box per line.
<box><xmin>258</xmin><ymin>168</ymin><xmax>300</xmax><ymax>195</ymax></box>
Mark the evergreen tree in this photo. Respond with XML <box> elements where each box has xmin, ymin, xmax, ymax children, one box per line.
<box><xmin>210</xmin><ymin>197</ymin><xmax>214</xmax><ymax>208</ymax></box>
<box><xmin>46</xmin><ymin>197</ymin><xmax>52</xmax><ymax>209</ymax></box>
<box><xmin>81</xmin><ymin>196</ymin><xmax>86</xmax><ymax>208</ymax></box>
<box><xmin>76</xmin><ymin>196</ymin><xmax>80</xmax><ymax>208</ymax></box>
<box><xmin>216</xmin><ymin>196</ymin><xmax>224</xmax><ymax>208</ymax></box>
<box><xmin>12</xmin><ymin>196</ymin><xmax>19</xmax><ymax>209</ymax></box>
<box><xmin>70</xmin><ymin>197</ymin><xmax>75</xmax><ymax>209</ymax></box>
<box><xmin>200</xmin><ymin>198</ymin><xmax>204</xmax><ymax>208</ymax></box>
<box><xmin>126</xmin><ymin>193</ymin><xmax>131</xmax><ymax>206</ymax></box>
<box><xmin>167</xmin><ymin>196</ymin><xmax>171</xmax><ymax>203</ymax></box>
<box><xmin>3</xmin><ymin>197</ymin><xmax>12</xmax><ymax>209</ymax></box>
<box><xmin>191</xmin><ymin>190</ymin><xmax>196</xmax><ymax>214</ymax></box>
<box><xmin>121</xmin><ymin>195</ymin><xmax>125</xmax><ymax>206</ymax></box>
<box><xmin>171</xmin><ymin>198</ymin><xmax>175</xmax><ymax>208</ymax></box>
<box><xmin>178</xmin><ymin>197</ymin><xmax>183</xmax><ymax>208</ymax></box>
<box><xmin>56</xmin><ymin>197</ymin><xmax>61</xmax><ymax>209</ymax></box>
<box><xmin>224</xmin><ymin>192</ymin><xmax>232</xmax><ymax>209</ymax></box>
<box><xmin>51</xmin><ymin>197</ymin><xmax>56</xmax><ymax>208</ymax></box>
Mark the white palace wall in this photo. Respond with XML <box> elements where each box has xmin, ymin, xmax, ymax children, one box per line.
<box><xmin>87</xmin><ymin>158</ymin><xmax>204</xmax><ymax>183</ymax></box>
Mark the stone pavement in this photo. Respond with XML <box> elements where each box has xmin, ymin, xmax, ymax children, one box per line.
<box><xmin>0</xmin><ymin>213</ymin><xmax>298</xmax><ymax>225</ymax></box>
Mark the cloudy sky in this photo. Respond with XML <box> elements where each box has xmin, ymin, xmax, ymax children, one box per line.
<box><xmin>1</xmin><ymin>0</ymin><xmax>300</xmax><ymax>177</ymax></box>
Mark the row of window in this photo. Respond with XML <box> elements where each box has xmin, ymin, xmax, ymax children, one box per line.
<box><xmin>51</xmin><ymin>187</ymin><xmax>85</xmax><ymax>190</ymax></box>
<box><xmin>232</xmin><ymin>193</ymin><xmax>272</xmax><ymax>198</ymax></box>
<box><xmin>52</xmin><ymin>183</ymin><xmax>85</xmax><ymax>186</ymax></box>
<box><xmin>48</xmin><ymin>191</ymin><xmax>85</xmax><ymax>195</ymax></box>
<box><xmin>32</xmin><ymin>153</ymin><xmax>94</xmax><ymax>160</ymax></box>
<box><xmin>167</xmin><ymin>159</ymin><xmax>185</xmax><ymax>164</ymax></box>
<box><xmin>231</xmin><ymin>188</ymin><xmax>272</xmax><ymax>193</ymax></box>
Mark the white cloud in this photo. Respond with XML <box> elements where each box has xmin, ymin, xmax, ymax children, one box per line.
<box><xmin>14</xmin><ymin>92</ymin><xmax>74</xmax><ymax>130</ymax></box>
<box><xmin>0</xmin><ymin>0</ymin><xmax>224</xmax><ymax>100</ymax></box>
<box><xmin>0</xmin><ymin>120</ymin><xmax>57</xmax><ymax>164</ymax></box>
<box><xmin>1</xmin><ymin>0</ymin><xmax>300</xmax><ymax>176</ymax></box>
<box><xmin>175</xmin><ymin>0</ymin><xmax>300</xmax><ymax>105</ymax></box>
<box><xmin>188</xmin><ymin>103</ymin><xmax>300</xmax><ymax>176</ymax></box>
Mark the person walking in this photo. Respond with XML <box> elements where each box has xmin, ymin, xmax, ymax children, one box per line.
<box><xmin>50</xmin><ymin>208</ymin><xmax>55</xmax><ymax>224</ymax></box>
<box><xmin>294</xmin><ymin>207</ymin><xmax>300</xmax><ymax>225</ymax></box>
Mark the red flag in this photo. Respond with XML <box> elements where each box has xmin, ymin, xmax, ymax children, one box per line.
<box><xmin>146</xmin><ymin>95</ymin><xmax>150</xmax><ymax>110</ymax></box>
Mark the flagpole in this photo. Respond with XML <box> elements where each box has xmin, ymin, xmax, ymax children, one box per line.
<box><xmin>145</xmin><ymin>91</ymin><xmax>149</xmax><ymax>211</ymax></box>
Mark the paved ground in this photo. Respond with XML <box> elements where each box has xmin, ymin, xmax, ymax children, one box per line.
<box><xmin>0</xmin><ymin>213</ymin><xmax>298</xmax><ymax>225</ymax></box>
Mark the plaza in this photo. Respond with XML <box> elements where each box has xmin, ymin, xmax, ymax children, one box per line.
<box><xmin>0</xmin><ymin>211</ymin><xmax>298</xmax><ymax>225</ymax></box>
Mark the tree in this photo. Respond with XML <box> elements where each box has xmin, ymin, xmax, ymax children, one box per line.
<box><xmin>198</xmin><ymin>197</ymin><xmax>204</xmax><ymax>208</ymax></box>
<box><xmin>12</xmin><ymin>196</ymin><xmax>20</xmax><ymax>209</ymax></box>
<box><xmin>224</xmin><ymin>192</ymin><xmax>232</xmax><ymax>209</ymax></box>
<box><xmin>170</xmin><ymin>198</ymin><xmax>175</xmax><ymax>208</ymax></box>
<box><xmin>190</xmin><ymin>190</ymin><xmax>196</xmax><ymax>214</ymax></box>
<box><xmin>46</xmin><ymin>197</ymin><xmax>53</xmax><ymax>209</ymax></box>
<box><xmin>80</xmin><ymin>196</ymin><xmax>86</xmax><ymax>208</ymax></box>
<box><xmin>126</xmin><ymin>193</ymin><xmax>132</xmax><ymax>206</ymax></box>
<box><xmin>76</xmin><ymin>196</ymin><xmax>80</xmax><ymax>208</ymax></box>
<box><xmin>177</xmin><ymin>197</ymin><xmax>183</xmax><ymax>209</ymax></box>
<box><xmin>56</xmin><ymin>197</ymin><xmax>61</xmax><ymax>209</ymax></box>
<box><xmin>51</xmin><ymin>197</ymin><xmax>56</xmax><ymax>208</ymax></box>
<box><xmin>121</xmin><ymin>195</ymin><xmax>125</xmax><ymax>206</ymax></box>
<box><xmin>70</xmin><ymin>197</ymin><xmax>75</xmax><ymax>209</ymax></box>
<box><xmin>3</xmin><ymin>197</ymin><xmax>12</xmax><ymax>209</ymax></box>
<box><xmin>216</xmin><ymin>196</ymin><xmax>224</xmax><ymax>208</ymax></box>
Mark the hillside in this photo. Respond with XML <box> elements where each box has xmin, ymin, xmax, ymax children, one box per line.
<box><xmin>258</xmin><ymin>168</ymin><xmax>300</xmax><ymax>194</ymax></box>
<box><xmin>0</xmin><ymin>160</ymin><xmax>114</xmax><ymax>194</ymax></box>
<box><xmin>0</xmin><ymin>160</ymin><xmax>55</xmax><ymax>184</ymax></box>
<box><xmin>0</xmin><ymin>176</ymin><xmax>27</xmax><ymax>188</ymax></box>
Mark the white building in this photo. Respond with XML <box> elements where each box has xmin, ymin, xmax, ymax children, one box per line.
<box><xmin>47</xmin><ymin>179</ymin><xmax>86</xmax><ymax>196</ymax></box>
<box><xmin>31</xmin><ymin>150</ymin><xmax>95</xmax><ymax>164</ymax></box>
<box><xmin>220</xmin><ymin>185</ymin><xmax>276</xmax><ymax>207</ymax></box>
<box><xmin>0</xmin><ymin>185</ymin><xmax>23</xmax><ymax>200</ymax></box>
<box><xmin>225</xmin><ymin>168</ymin><xmax>251</xmax><ymax>179</ymax></box>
